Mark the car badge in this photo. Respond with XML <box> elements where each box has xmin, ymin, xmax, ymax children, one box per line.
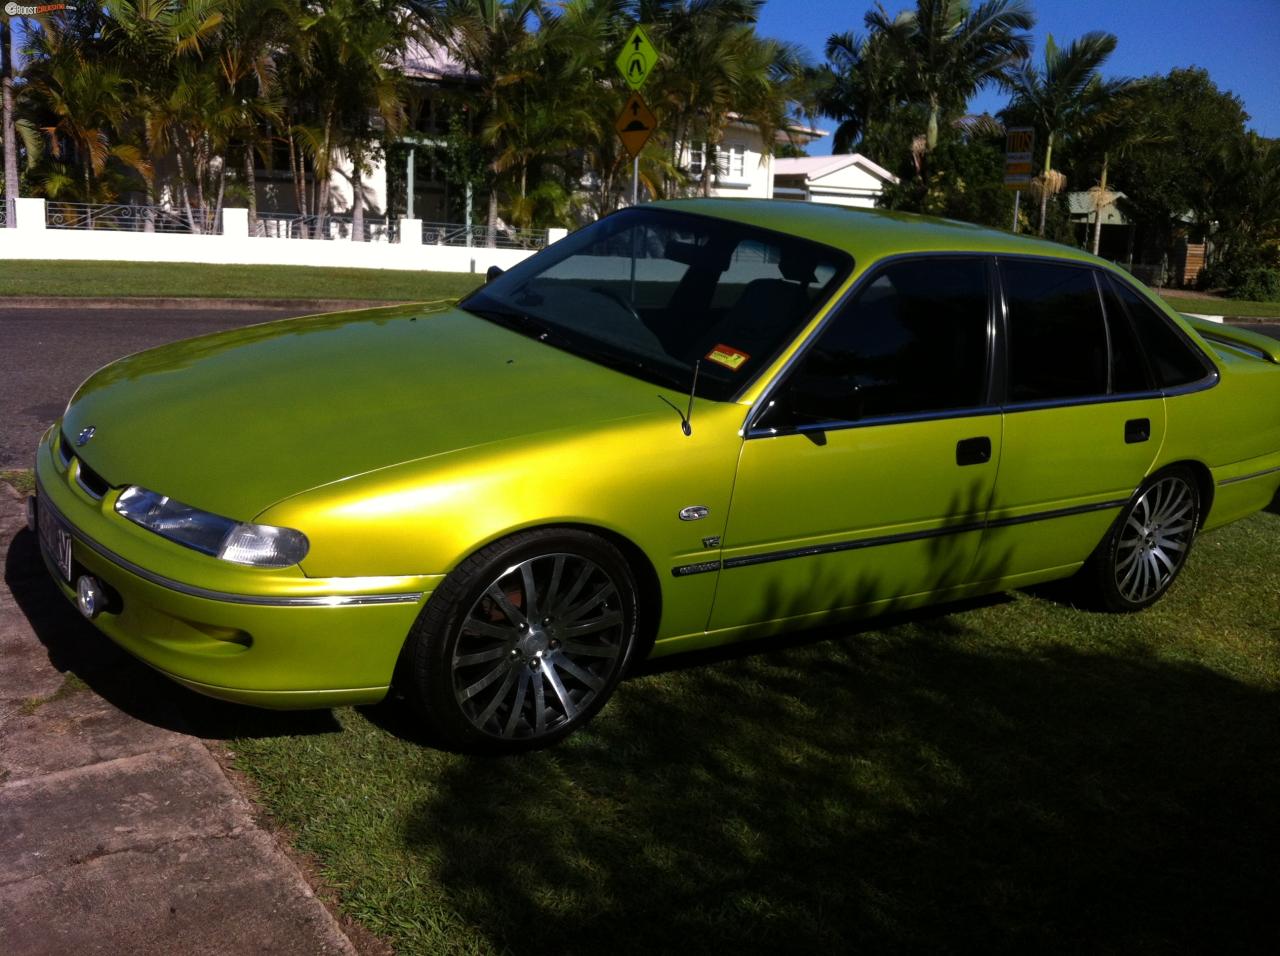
<box><xmin>679</xmin><ymin>505</ymin><xmax>710</xmax><ymax>521</ymax></box>
<box><xmin>76</xmin><ymin>426</ymin><xmax>96</xmax><ymax>447</ymax></box>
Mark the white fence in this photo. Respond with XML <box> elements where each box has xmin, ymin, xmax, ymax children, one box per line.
<box><xmin>0</xmin><ymin>199</ymin><xmax>567</xmax><ymax>274</ymax></box>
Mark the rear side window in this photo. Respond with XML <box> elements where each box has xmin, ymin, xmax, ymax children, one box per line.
<box><xmin>759</xmin><ymin>257</ymin><xmax>990</xmax><ymax>427</ymax></box>
<box><xmin>1002</xmin><ymin>260</ymin><xmax>1108</xmax><ymax>402</ymax></box>
<box><xmin>1107</xmin><ymin>276</ymin><xmax>1212</xmax><ymax>388</ymax></box>
<box><xmin>1099</xmin><ymin>278</ymin><xmax>1153</xmax><ymax>394</ymax></box>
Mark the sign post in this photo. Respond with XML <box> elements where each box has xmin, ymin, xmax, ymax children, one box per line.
<box><xmin>614</xmin><ymin>25</ymin><xmax>659</xmax><ymax>206</ymax></box>
<box><xmin>1004</xmin><ymin>126</ymin><xmax>1035</xmax><ymax>234</ymax></box>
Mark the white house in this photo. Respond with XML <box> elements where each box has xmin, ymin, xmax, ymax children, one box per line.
<box><xmin>678</xmin><ymin>117</ymin><xmax>828</xmax><ymax>200</ymax></box>
<box><xmin>771</xmin><ymin>154</ymin><xmax>899</xmax><ymax>208</ymax></box>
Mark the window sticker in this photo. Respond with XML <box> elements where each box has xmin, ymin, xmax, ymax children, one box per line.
<box><xmin>705</xmin><ymin>344</ymin><xmax>751</xmax><ymax>371</ymax></box>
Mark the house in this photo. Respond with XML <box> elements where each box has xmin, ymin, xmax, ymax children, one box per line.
<box><xmin>1068</xmin><ymin>190</ymin><xmax>1207</xmax><ymax>287</ymax></box>
<box><xmin>1067</xmin><ymin>189</ymin><xmax>1132</xmax><ymax>261</ymax></box>
<box><xmin>771</xmin><ymin>154</ymin><xmax>899</xmax><ymax>208</ymax></box>
<box><xmin>677</xmin><ymin>117</ymin><xmax>828</xmax><ymax>199</ymax></box>
<box><xmin>252</xmin><ymin>39</ymin><xmax>894</xmax><ymax>229</ymax></box>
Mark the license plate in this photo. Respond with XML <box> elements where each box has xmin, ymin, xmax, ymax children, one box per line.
<box><xmin>37</xmin><ymin>494</ymin><xmax>74</xmax><ymax>584</ymax></box>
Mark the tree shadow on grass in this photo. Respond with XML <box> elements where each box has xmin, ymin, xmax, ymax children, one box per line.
<box><xmin>4</xmin><ymin>526</ymin><xmax>339</xmax><ymax>739</ymax></box>
<box><xmin>402</xmin><ymin>630</ymin><xmax>1280</xmax><ymax>954</ymax></box>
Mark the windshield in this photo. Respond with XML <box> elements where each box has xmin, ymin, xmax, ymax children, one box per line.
<box><xmin>460</xmin><ymin>207</ymin><xmax>852</xmax><ymax>402</ymax></box>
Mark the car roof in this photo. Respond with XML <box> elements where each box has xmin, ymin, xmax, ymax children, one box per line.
<box><xmin>648</xmin><ymin>198</ymin><xmax>1104</xmax><ymax>270</ymax></box>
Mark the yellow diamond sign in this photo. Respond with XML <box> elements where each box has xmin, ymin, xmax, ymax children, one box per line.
<box><xmin>615</xmin><ymin>93</ymin><xmax>657</xmax><ymax>158</ymax></box>
<box><xmin>615</xmin><ymin>25</ymin><xmax>657</xmax><ymax>91</ymax></box>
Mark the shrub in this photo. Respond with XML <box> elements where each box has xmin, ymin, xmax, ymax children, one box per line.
<box><xmin>1230</xmin><ymin>266</ymin><xmax>1280</xmax><ymax>302</ymax></box>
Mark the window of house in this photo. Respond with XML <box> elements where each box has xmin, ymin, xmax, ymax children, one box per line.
<box><xmin>1003</xmin><ymin>260</ymin><xmax>1109</xmax><ymax>402</ymax></box>
<box><xmin>688</xmin><ymin>143</ymin><xmax>746</xmax><ymax>180</ymax></box>
<box><xmin>723</xmin><ymin>144</ymin><xmax>746</xmax><ymax>179</ymax></box>
<box><xmin>689</xmin><ymin>143</ymin><xmax>706</xmax><ymax>176</ymax></box>
<box><xmin>759</xmin><ymin>257</ymin><xmax>990</xmax><ymax>428</ymax></box>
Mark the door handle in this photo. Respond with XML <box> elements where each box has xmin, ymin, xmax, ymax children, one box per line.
<box><xmin>1125</xmin><ymin>418</ymin><xmax>1151</xmax><ymax>444</ymax></box>
<box><xmin>956</xmin><ymin>436</ymin><xmax>992</xmax><ymax>466</ymax></box>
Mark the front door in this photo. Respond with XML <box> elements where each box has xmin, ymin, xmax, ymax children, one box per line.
<box><xmin>709</xmin><ymin>256</ymin><xmax>1001</xmax><ymax>634</ymax></box>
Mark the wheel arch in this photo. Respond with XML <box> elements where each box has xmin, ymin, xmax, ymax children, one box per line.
<box><xmin>422</xmin><ymin>520</ymin><xmax>665</xmax><ymax>665</ymax></box>
<box><xmin>1158</xmin><ymin>459</ymin><xmax>1214</xmax><ymax>528</ymax></box>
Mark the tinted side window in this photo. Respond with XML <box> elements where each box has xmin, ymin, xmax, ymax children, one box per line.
<box><xmin>1003</xmin><ymin>260</ymin><xmax>1109</xmax><ymax>402</ymax></box>
<box><xmin>1108</xmin><ymin>276</ymin><xmax>1211</xmax><ymax>388</ymax></box>
<box><xmin>761</xmin><ymin>257</ymin><xmax>990</xmax><ymax>427</ymax></box>
<box><xmin>1099</xmin><ymin>276</ymin><xmax>1152</xmax><ymax>394</ymax></box>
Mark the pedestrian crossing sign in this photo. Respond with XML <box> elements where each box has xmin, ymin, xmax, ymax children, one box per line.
<box><xmin>615</xmin><ymin>25</ymin><xmax>657</xmax><ymax>91</ymax></box>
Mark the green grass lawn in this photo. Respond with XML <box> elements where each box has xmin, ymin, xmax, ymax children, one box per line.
<box><xmin>1</xmin><ymin>470</ymin><xmax>35</xmax><ymax>494</ymax></box>
<box><xmin>228</xmin><ymin>505</ymin><xmax>1280</xmax><ymax>954</ymax></box>
<box><xmin>1161</xmin><ymin>294</ymin><xmax>1280</xmax><ymax>319</ymax></box>
<box><xmin>0</xmin><ymin>259</ymin><xmax>483</xmax><ymax>302</ymax></box>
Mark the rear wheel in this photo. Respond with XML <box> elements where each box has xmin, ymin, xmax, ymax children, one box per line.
<box><xmin>404</xmin><ymin>529</ymin><xmax>640</xmax><ymax>753</ymax></box>
<box><xmin>1083</xmin><ymin>466</ymin><xmax>1200</xmax><ymax>612</ymax></box>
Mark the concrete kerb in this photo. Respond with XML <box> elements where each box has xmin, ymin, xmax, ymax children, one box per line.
<box><xmin>0</xmin><ymin>296</ymin><xmax>416</xmax><ymax>312</ymax></box>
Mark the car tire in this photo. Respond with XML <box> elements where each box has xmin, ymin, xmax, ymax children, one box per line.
<box><xmin>403</xmin><ymin>528</ymin><xmax>640</xmax><ymax>753</ymax></box>
<box><xmin>1081</xmin><ymin>466</ymin><xmax>1200</xmax><ymax>612</ymax></box>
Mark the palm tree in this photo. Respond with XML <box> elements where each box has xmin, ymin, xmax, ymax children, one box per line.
<box><xmin>1003</xmin><ymin>31</ymin><xmax>1127</xmax><ymax>237</ymax></box>
<box><xmin>650</xmin><ymin>0</ymin><xmax>802</xmax><ymax>198</ymax></box>
<box><xmin>815</xmin><ymin>29</ymin><xmax>906</xmax><ymax>155</ymax></box>
<box><xmin>1076</xmin><ymin>82</ymin><xmax>1165</xmax><ymax>255</ymax></box>
<box><xmin>437</xmin><ymin>0</ymin><xmax>546</xmax><ymax>241</ymax></box>
<box><xmin>2</xmin><ymin>16</ymin><xmax>19</xmax><ymax>225</ymax></box>
<box><xmin>106</xmin><ymin>0</ymin><xmax>232</xmax><ymax>229</ymax></box>
<box><xmin>866</xmin><ymin>0</ymin><xmax>1033</xmax><ymax>155</ymax></box>
<box><xmin>214</xmin><ymin>0</ymin><xmax>297</xmax><ymax>231</ymax></box>
<box><xmin>24</xmin><ymin>20</ymin><xmax>152</xmax><ymax>203</ymax></box>
<box><xmin>296</xmin><ymin>0</ymin><xmax>410</xmax><ymax>240</ymax></box>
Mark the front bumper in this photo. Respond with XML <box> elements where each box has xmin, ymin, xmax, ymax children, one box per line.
<box><xmin>33</xmin><ymin>427</ymin><xmax>440</xmax><ymax>708</ymax></box>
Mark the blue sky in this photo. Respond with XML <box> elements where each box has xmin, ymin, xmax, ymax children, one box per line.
<box><xmin>756</xmin><ymin>0</ymin><xmax>1280</xmax><ymax>156</ymax></box>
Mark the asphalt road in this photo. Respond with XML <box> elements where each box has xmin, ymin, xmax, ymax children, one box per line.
<box><xmin>2</xmin><ymin>307</ymin><xmax>1277</xmax><ymax>471</ymax></box>
<box><xmin>0</xmin><ymin>307</ymin><xmax>316</xmax><ymax>469</ymax></box>
<box><xmin>1237</xmin><ymin>322</ymin><xmax>1280</xmax><ymax>340</ymax></box>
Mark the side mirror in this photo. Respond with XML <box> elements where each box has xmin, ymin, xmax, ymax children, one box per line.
<box><xmin>486</xmin><ymin>265</ymin><xmax>504</xmax><ymax>284</ymax></box>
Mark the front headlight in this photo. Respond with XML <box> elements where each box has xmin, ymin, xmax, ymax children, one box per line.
<box><xmin>115</xmin><ymin>486</ymin><xmax>309</xmax><ymax>568</ymax></box>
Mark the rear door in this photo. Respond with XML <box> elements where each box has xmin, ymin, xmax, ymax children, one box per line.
<box><xmin>972</xmin><ymin>258</ymin><xmax>1167</xmax><ymax>584</ymax></box>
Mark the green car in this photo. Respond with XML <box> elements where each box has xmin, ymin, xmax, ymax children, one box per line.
<box><xmin>31</xmin><ymin>200</ymin><xmax>1280</xmax><ymax>751</ymax></box>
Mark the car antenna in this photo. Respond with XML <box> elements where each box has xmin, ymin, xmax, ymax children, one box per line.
<box><xmin>658</xmin><ymin>359</ymin><xmax>700</xmax><ymax>437</ymax></box>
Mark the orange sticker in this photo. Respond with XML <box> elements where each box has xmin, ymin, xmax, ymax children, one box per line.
<box><xmin>705</xmin><ymin>344</ymin><xmax>751</xmax><ymax>371</ymax></box>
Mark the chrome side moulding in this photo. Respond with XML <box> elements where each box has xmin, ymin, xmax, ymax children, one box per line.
<box><xmin>1217</xmin><ymin>464</ymin><xmax>1280</xmax><ymax>487</ymax></box>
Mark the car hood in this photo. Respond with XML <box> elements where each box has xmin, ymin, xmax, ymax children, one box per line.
<box><xmin>63</xmin><ymin>304</ymin><xmax>671</xmax><ymax>519</ymax></box>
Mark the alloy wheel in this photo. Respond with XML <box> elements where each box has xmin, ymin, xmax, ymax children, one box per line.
<box><xmin>1114</xmin><ymin>475</ymin><xmax>1197</xmax><ymax>604</ymax></box>
<box><xmin>450</xmin><ymin>552</ymin><xmax>627</xmax><ymax>741</ymax></box>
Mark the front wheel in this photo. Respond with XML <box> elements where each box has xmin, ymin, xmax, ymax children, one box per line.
<box><xmin>404</xmin><ymin>529</ymin><xmax>640</xmax><ymax>753</ymax></box>
<box><xmin>1083</xmin><ymin>467</ymin><xmax>1200</xmax><ymax>612</ymax></box>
